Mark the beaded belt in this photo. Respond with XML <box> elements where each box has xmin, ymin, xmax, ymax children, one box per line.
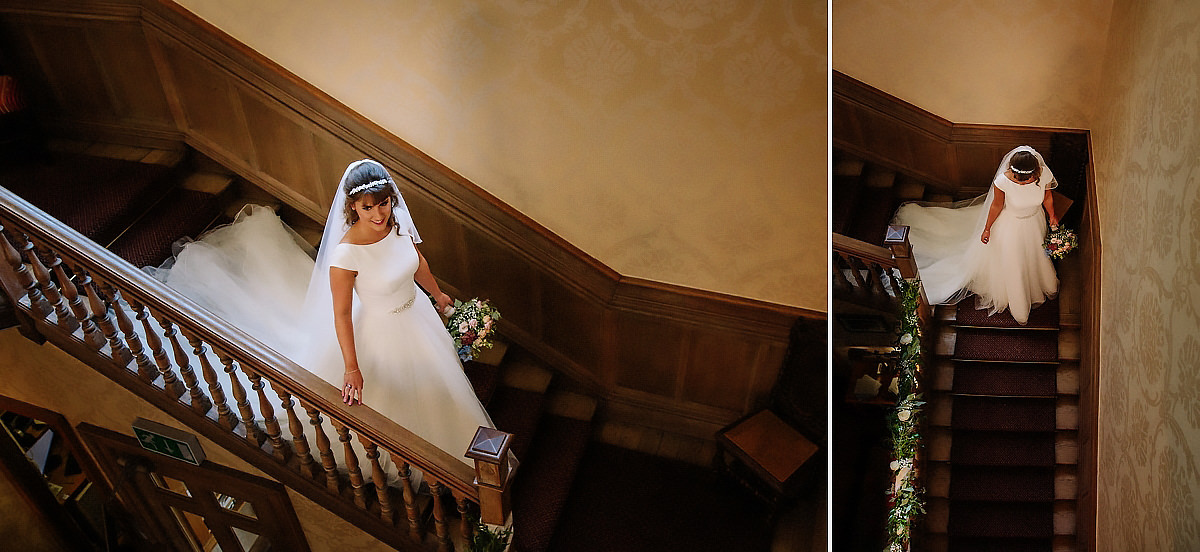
<box><xmin>390</xmin><ymin>297</ymin><xmax>416</xmax><ymax>314</ymax></box>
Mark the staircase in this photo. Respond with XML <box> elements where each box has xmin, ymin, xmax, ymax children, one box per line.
<box><xmin>833</xmin><ymin>150</ymin><xmax>960</xmax><ymax>247</ymax></box>
<box><xmin>925</xmin><ymin>277</ymin><xmax>1082</xmax><ymax>551</ymax></box>
<box><xmin>0</xmin><ymin>141</ymin><xmax>595</xmax><ymax>551</ymax></box>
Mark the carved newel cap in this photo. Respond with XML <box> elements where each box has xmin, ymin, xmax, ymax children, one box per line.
<box><xmin>466</xmin><ymin>427</ymin><xmax>514</xmax><ymax>488</ymax></box>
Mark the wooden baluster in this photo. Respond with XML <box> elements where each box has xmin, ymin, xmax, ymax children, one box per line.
<box><xmin>24</xmin><ymin>242</ymin><xmax>73</xmax><ymax>331</ymax></box>
<box><xmin>159</xmin><ymin>318</ymin><xmax>211</xmax><ymax>414</ymax></box>
<box><xmin>52</xmin><ymin>260</ymin><xmax>88</xmax><ymax>334</ymax></box>
<box><xmin>277</xmin><ymin>389</ymin><xmax>315</xmax><ymax>478</ymax></box>
<box><xmin>8</xmin><ymin>232</ymin><xmax>51</xmax><ymax>317</ymax></box>
<box><xmin>131</xmin><ymin>301</ymin><xmax>183</xmax><ymax>397</ymax></box>
<box><xmin>246</xmin><ymin>371</ymin><xmax>287</xmax><ymax>461</ymax></box>
<box><xmin>361</xmin><ymin>439</ymin><xmax>394</xmax><ymax>524</ymax></box>
<box><xmin>56</xmin><ymin>263</ymin><xmax>104</xmax><ymax>350</ymax></box>
<box><xmin>185</xmin><ymin>333</ymin><xmax>237</xmax><ymax>430</ymax></box>
<box><xmin>105</xmin><ymin>286</ymin><xmax>156</xmax><ymax>382</ymax></box>
<box><xmin>302</xmin><ymin>404</ymin><xmax>339</xmax><ymax>493</ymax></box>
<box><xmin>219</xmin><ymin>353</ymin><xmax>260</xmax><ymax>444</ymax></box>
<box><xmin>334</xmin><ymin>422</ymin><xmax>367</xmax><ymax>508</ymax></box>
<box><xmin>457</xmin><ymin>494</ymin><xmax>473</xmax><ymax>544</ymax></box>
<box><xmin>392</xmin><ymin>455</ymin><xmax>423</xmax><ymax>541</ymax></box>
<box><xmin>80</xmin><ymin>271</ymin><xmax>132</xmax><ymax>367</ymax></box>
<box><xmin>430</xmin><ymin>480</ymin><xmax>452</xmax><ymax>552</ymax></box>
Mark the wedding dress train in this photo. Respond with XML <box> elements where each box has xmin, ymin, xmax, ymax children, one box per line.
<box><xmin>149</xmin><ymin>204</ymin><xmax>493</xmax><ymax>469</ymax></box>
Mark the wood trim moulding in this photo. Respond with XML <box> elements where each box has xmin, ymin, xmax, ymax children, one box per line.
<box><xmin>833</xmin><ymin>70</ymin><xmax>954</xmax><ymax>139</ymax></box>
<box><xmin>1077</xmin><ymin>139</ymin><xmax>1100</xmax><ymax>552</ymax></box>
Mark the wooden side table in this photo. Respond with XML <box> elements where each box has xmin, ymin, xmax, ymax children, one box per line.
<box><xmin>715</xmin><ymin>409</ymin><xmax>820</xmax><ymax>514</ymax></box>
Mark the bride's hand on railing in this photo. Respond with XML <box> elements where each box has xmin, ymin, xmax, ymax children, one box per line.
<box><xmin>343</xmin><ymin>367</ymin><xmax>363</xmax><ymax>406</ymax></box>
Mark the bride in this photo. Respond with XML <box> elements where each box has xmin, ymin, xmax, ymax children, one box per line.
<box><xmin>891</xmin><ymin>145</ymin><xmax>1060</xmax><ymax>324</ymax></box>
<box><xmin>151</xmin><ymin>159</ymin><xmax>493</xmax><ymax>469</ymax></box>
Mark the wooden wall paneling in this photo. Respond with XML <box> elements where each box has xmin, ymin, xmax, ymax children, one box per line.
<box><xmin>614</xmin><ymin>310</ymin><xmax>687</xmax><ymax>398</ymax></box>
<box><xmin>237</xmin><ymin>87</ymin><xmax>325</xmax><ymax>214</ymax></box>
<box><xmin>20</xmin><ymin>19</ymin><xmax>112</xmax><ymax>120</ymax></box>
<box><xmin>85</xmin><ymin>20</ymin><xmax>174</xmax><ymax>129</ymax></box>
<box><xmin>461</xmin><ymin>227</ymin><xmax>541</xmax><ymax>337</ymax></box>
<box><xmin>403</xmin><ymin>190</ymin><xmax>472</xmax><ymax>292</ymax></box>
<box><xmin>157</xmin><ymin>35</ymin><xmax>254</xmax><ymax>168</ymax></box>
<box><xmin>309</xmin><ymin>133</ymin><xmax>363</xmax><ymax>211</ymax></box>
<box><xmin>538</xmin><ymin>274</ymin><xmax>607</xmax><ymax>378</ymax></box>
<box><xmin>681</xmin><ymin>327</ymin><xmax>759</xmax><ymax>412</ymax></box>
<box><xmin>0</xmin><ymin>17</ymin><xmax>56</xmax><ymax>113</ymax></box>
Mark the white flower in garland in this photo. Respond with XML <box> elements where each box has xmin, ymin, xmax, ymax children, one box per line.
<box><xmin>899</xmin><ymin>333</ymin><xmax>913</xmax><ymax>345</ymax></box>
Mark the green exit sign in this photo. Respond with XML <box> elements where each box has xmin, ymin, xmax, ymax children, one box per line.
<box><xmin>132</xmin><ymin>418</ymin><xmax>206</xmax><ymax>466</ymax></box>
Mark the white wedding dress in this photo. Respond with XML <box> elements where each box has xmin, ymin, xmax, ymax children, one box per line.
<box><xmin>150</xmin><ymin>202</ymin><xmax>493</xmax><ymax>470</ymax></box>
<box><xmin>891</xmin><ymin>146</ymin><xmax>1058</xmax><ymax>324</ymax></box>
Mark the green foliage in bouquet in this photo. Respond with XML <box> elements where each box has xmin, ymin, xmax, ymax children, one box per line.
<box><xmin>445</xmin><ymin>298</ymin><xmax>502</xmax><ymax>363</ymax></box>
<box><xmin>1044</xmin><ymin>225</ymin><xmax>1078</xmax><ymax>260</ymax></box>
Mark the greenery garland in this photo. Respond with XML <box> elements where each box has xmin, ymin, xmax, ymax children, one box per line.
<box><xmin>885</xmin><ymin>279</ymin><xmax>926</xmax><ymax>552</ymax></box>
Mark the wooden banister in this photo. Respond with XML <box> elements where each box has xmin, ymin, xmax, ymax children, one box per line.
<box><xmin>0</xmin><ymin>185</ymin><xmax>512</xmax><ymax>548</ymax></box>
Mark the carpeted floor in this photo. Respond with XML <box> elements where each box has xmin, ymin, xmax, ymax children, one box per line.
<box><xmin>549</xmin><ymin>443</ymin><xmax>774</xmax><ymax>552</ymax></box>
<box><xmin>947</xmin><ymin>298</ymin><xmax>1059</xmax><ymax>551</ymax></box>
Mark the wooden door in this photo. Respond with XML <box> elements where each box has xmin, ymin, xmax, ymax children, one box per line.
<box><xmin>77</xmin><ymin>423</ymin><xmax>310</xmax><ymax>552</ymax></box>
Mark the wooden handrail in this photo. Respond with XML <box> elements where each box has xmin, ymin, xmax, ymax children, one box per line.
<box><xmin>832</xmin><ymin>228</ymin><xmax>932</xmax><ymax>324</ymax></box>
<box><xmin>832</xmin><ymin>232</ymin><xmax>894</xmax><ymax>265</ymax></box>
<box><xmin>0</xmin><ymin>185</ymin><xmax>511</xmax><ymax>547</ymax></box>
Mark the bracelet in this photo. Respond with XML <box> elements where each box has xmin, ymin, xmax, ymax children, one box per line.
<box><xmin>345</xmin><ymin>368</ymin><xmax>360</xmax><ymax>374</ymax></box>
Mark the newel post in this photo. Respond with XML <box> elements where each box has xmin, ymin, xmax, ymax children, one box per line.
<box><xmin>885</xmin><ymin>225</ymin><xmax>931</xmax><ymax>324</ymax></box>
<box><xmin>466</xmin><ymin>426</ymin><xmax>516</xmax><ymax>526</ymax></box>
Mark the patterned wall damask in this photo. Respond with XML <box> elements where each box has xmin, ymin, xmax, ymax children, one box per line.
<box><xmin>1092</xmin><ymin>1</ymin><xmax>1200</xmax><ymax>549</ymax></box>
<box><xmin>834</xmin><ymin>0</ymin><xmax>1112</xmax><ymax>129</ymax></box>
<box><xmin>173</xmin><ymin>0</ymin><xmax>827</xmax><ymax>310</ymax></box>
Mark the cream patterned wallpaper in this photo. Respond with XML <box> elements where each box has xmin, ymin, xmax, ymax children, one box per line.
<box><xmin>834</xmin><ymin>0</ymin><xmax>1112</xmax><ymax>129</ymax></box>
<box><xmin>1091</xmin><ymin>1</ymin><xmax>1200</xmax><ymax>549</ymax></box>
<box><xmin>173</xmin><ymin>0</ymin><xmax>827</xmax><ymax>311</ymax></box>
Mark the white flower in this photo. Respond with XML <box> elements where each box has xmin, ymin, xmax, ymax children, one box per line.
<box><xmin>890</xmin><ymin>460</ymin><xmax>900</xmax><ymax>471</ymax></box>
<box><xmin>468</xmin><ymin>318</ymin><xmax>478</xmax><ymax>329</ymax></box>
<box><xmin>897</xmin><ymin>409</ymin><xmax>911</xmax><ymax>422</ymax></box>
<box><xmin>458</xmin><ymin>321</ymin><xmax>469</xmax><ymax>332</ymax></box>
<box><xmin>899</xmin><ymin>333</ymin><xmax>913</xmax><ymax>345</ymax></box>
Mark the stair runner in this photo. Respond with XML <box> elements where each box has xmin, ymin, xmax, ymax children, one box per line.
<box><xmin>947</xmin><ymin>297</ymin><xmax>1059</xmax><ymax>551</ymax></box>
<box><xmin>2</xmin><ymin>150</ymin><xmax>592</xmax><ymax>551</ymax></box>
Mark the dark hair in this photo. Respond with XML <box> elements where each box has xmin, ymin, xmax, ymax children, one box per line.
<box><xmin>342</xmin><ymin>161</ymin><xmax>401</xmax><ymax>230</ymax></box>
<box><xmin>1009</xmin><ymin>151</ymin><xmax>1040</xmax><ymax>181</ymax></box>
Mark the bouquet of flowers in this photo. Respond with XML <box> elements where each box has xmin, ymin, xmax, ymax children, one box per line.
<box><xmin>444</xmin><ymin>298</ymin><xmax>501</xmax><ymax>363</ymax></box>
<box><xmin>1044</xmin><ymin>225</ymin><xmax>1078</xmax><ymax>260</ymax></box>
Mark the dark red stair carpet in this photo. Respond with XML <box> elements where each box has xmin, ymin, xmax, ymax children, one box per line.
<box><xmin>463</xmin><ymin>361</ymin><xmax>500</xmax><ymax>406</ymax></box>
<box><xmin>950</xmin><ymin>396</ymin><xmax>1055</xmax><ymax>432</ymax></box>
<box><xmin>950</xmin><ymin>431</ymin><xmax>1055</xmax><ymax>467</ymax></box>
<box><xmin>952</xmin><ymin>362</ymin><xmax>1056</xmax><ymax>397</ymax></box>
<box><xmin>946</xmin><ymin>296</ymin><xmax>1059</xmax><ymax>550</ymax></box>
<box><xmin>947</xmin><ymin>501</ymin><xmax>1054</xmax><ymax>538</ymax></box>
<box><xmin>109</xmin><ymin>188</ymin><xmax>221</xmax><ymax>268</ymax></box>
<box><xmin>548</xmin><ymin>443</ymin><xmax>772</xmax><ymax>552</ymax></box>
<box><xmin>0</xmin><ymin>153</ymin><xmax>173</xmax><ymax>244</ymax></box>
<box><xmin>953</xmin><ymin>327</ymin><xmax>1058</xmax><ymax>363</ymax></box>
<box><xmin>955</xmin><ymin>296</ymin><xmax>1059</xmax><ymax>328</ymax></box>
<box><xmin>510</xmin><ymin>414</ymin><xmax>591</xmax><ymax>552</ymax></box>
<box><xmin>485</xmin><ymin>386</ymin><xmax>546</xmax><ymax>461</ymax></box>
<box><xmin>949</xmin><ymin>466</ymin><xmax>1054</xmax><ymax>502</ymax></box>
<box><xmin>949</xmin><ymin>537</ymin><xmax>1053</xmax><ymax>552</ymax></box>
